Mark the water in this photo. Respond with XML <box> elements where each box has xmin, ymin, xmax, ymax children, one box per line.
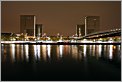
<box><xmin>1</xmin><ymin>44</ymin><xmax>121</xmax><ymax>81</ymax></box>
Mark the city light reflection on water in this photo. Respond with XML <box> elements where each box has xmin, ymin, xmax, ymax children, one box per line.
<box><xmin>71</xmin><ymin>45</ymin><xmax>78</xmax><ymax>59</ymax></box>
<box><xmin>47</xmin><ymin>45</ymin><xmax>51</xmax><ymax>58</ymax></box>
<box><xmin>1</xmin><ymin>44</ymin><xmax>121</xmax><ymax>63</ymax></box>
<box><xmin>33</xmin><ymin>45</ymin><xmax>41</xmax><ymax>61</ymax></box>
<box><xmin>1</xmin><ymin>44</ymin><xmax>121</xmax><ymax>81</ymax></box>
<box><xmin>98</xmin><ymin>45</ymin><xmax>102</xmax><ymax>57</ymax></box>
<box><xmin>10</xmin><ymin>44</ymin><xmax>15</xmax><ymax>62</ymax></box>
<box><xmin>92</xmin><ymin>45</ymin><xmax>96</xmax><ymax>56</ymax></box>
<box><xmin>42</xmin><ymin>45</ymin><xmax>47</xmax><ymax>61</ymax></box>
<box><xmin>83</xmin><ymin>45</ymin><xmax>87</xmax><ymax>57</ymax></box>
<box><xmin>25</xmin><ymin>44</ymin><xmax>29</xmax><ymax>61</ymax></box>
<box><xmin>109</xmin><ymin>45</ymin><xmax>113</xmax><ymax>60</ymax></box>
<box><xmin>59</xmin><ymin>45</ymin><xmax>63</xmax><ymax>58</ymax></box>
<box><xmin>21</xmin><ymin>45</ymin><xmax>24</xmax><ymax>61</ymax></box>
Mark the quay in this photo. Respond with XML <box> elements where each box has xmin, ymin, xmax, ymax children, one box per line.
<box><xmin>1</xmin><ymin>41</ymin><xmax>121</xmax><ymax>45</ymax></box>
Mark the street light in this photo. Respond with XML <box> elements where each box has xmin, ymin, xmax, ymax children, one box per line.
<box><xmin>85</xmin><ymin>16</ymin><xmax>87</xmax><ymax>36</ymax></box>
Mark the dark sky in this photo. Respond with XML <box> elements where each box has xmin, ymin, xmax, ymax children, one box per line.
<box><xmin>1</xmin><ymin>1</ymin><xmax>121</xmax><ymax>36</ymax></box>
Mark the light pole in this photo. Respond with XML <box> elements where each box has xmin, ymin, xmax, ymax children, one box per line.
<box><xmin>85</xmin><ymin>16</ymin><xmax>87</xmax><ymax>36</ymax></box>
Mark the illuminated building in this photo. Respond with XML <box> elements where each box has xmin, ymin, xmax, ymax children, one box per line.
<box><xmin>85</xmin><ymin>16</ymin><xmax>100</xmax><ymax>35</ymax></box>
<box><xmin>35</xmin><ymin>24</ymin><xmax>43</xmax><ymax>38</ymax></box>
<box><xmin>76</xmin><ymin>24</ymin><xmax>85</xmax><ymax>37</ymax></box>
<box><xmin>20</xmin><ymin>15</ymin><xmax>36</xmax><ymax>37</ymax></box>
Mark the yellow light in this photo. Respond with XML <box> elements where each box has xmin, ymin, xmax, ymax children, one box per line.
<box><xmin>42</xmin><ymin>45</ymin><xmax>47</xmax><ymax>61</ymax></box>
<box><xmin>10</xmin><ymin>44</ymin><xmax>15</xmax><ymax>62</ymax></box>
<box><xmin>113</xmin><ymin>46</ymin><xmax>116</xmax><ymax>49</ymax></box>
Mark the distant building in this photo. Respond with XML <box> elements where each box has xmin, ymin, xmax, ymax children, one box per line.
<box><xmin>85</xmin><ymin>16</ymin><xmax>100</xmax><ymax>35</ymax></box>
<box><xmin>20</xmin><ymin>15</ymin><xmax>36</xmax><ymax>37</ymax></box>
<box><xmin>25</xmin><ymin>29</ymin><xmax>34</xmax><ymax>36</ymax></box>
<box><xmin>35</xmin><ymin>24</ymin><xmax>43</xmax><ymax>38</ymax></box>
<box><xmin>76</xmin><ymin>24</ymin><xmax>85</xmax><ymax>37</ymax></box>
<box><xmin>1</xmin><ymin>33</ymin><xmax>16</xmax><ymax>41</ymax></box>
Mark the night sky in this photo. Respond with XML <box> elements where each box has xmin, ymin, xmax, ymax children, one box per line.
<box><xmin>1</xmin><ymin>1</ymin><xmax>121</xmax><ymax>36</ymax></box>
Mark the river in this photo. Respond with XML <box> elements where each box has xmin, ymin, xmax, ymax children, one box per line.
<box><xmin>1</xmin><ymin>44</ymin><xmax>121</xmax><ymax>81</ymax></box>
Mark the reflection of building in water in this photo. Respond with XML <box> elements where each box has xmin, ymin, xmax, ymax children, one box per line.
<box><xmin>42</xmin><ymin>45</ymin><xmax>47</xmax><ymax>61</ymax></box>
<box><xmin>56</xmin><ymin>46</ymin><xmax>60</xmax><ymax>59</ymax></box>
<box><xmin>20</xmin><ymin>45</ymin><xmax>24</xmax><ymax>61</ymax></box>
<box><xmin>71</xmin><ymin>45</ymin><xmax>78</xmax><ymax>60</ymax></box>
<box><xmin>10</xmin><ymin>44</ymin><xmax>15</xmax><ymax>63</ymax></box>
<box><xmin>95</xmin><ymin>45</ymin><xmax>102</xmax><ymax>59</ymax></box>
<box><xmin>117</xmin><ymin>45</ymin><xmax>121</xmax><ymax>60</ymax></box>
<box><xmin>109</xmin><ymin>45</ymin><xmax>113</xmax><ymax>60</ymax></box>
<box><xmin>92</xmin><ymin>45</ymin><xmax>96</xmax><ymax>56</ymax></box>
<box><xmin>103</xmin><ymin>45</ymin><xmax>107</xmax><ymax>58</ymax></box>
<box><xmin>16</xmin><ymin>44</ymin><xmax>20</xmax><ymax>61</ymax></box>
<box><xmin>83</xmin><ymin>45</ymin><xmax>87</xmax><ymax>57</ymax></box>
<box><xmin>63</xmin><ymin>45</ymin><xmax>70</xmax><ymax>56</ymax></box>
<box><xmin>16</xmin><ymin>44</ymin><xmax>26</xmax><ymax>62</ymax></box>
<box><xmin>33</xmin><ymin>45</ymin><xmax>41</xmax><ymax>61</ymax></box>
<box><xmin>47</xmin><ymin>45</ymin><xmax>51</xmax><ymax>58</ymax></box>
<box><xmin>56</xmin><ymin>45</ymin><xmax>63</xmax><ymax>60</ymax></box>
<box><xmin>1</xmin><ymin>45</ymin><xmax>6</xmax><ymax>62</ymax></box>
<box><xmin>24</xmin><ymin>44</ymin><xmax>29</xmax><ymax>61</ymax></box>
<box><xmin>28</xmin><ymin>45</ymin><xmax>35</xmax><ymax>62</ymax></box>
<box><xmin>89</xmin><ymin>45</ymin><xmax>92</xmax><ymax>54</ymax></box>
<box><xmin>98</xmin><ymin>45</ymin><xmax>102</xmax><ymax>57</ymax></box>
<box><xmin>59</xmin><ymin>45</ymin><xmax>63</xmax><ymax>58</ymax></box>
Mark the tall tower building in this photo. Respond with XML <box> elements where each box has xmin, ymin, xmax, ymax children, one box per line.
<box><xmin>35</xmin><ymin>24</ymin><xmax>43</xmax><ymax>38</ymax></box>
<box><xmin>85</xmin><ymin>16</ymin><xmax>100</xmax><ymax>35</ymax></box>
<box><xmin>20</xmin><ymin>15</ymin><xmax>36</xmax><ymax>36</ymax></box>
<box><xmin>76</xmin><ymin>24</ymin><xmax>85</xmax><ymax>37</ymax></box>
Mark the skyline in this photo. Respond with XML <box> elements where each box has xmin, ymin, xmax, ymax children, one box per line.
<box><xmin>1</xmin><ymin>1</ymin><xmax>121</xmax><ymax>36</ymax></box>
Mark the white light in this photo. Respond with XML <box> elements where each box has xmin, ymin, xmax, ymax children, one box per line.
<box><xmin>108</xmin><ymin>38</ymin><xmax>113</xmax><ymax>43</ymax></box>
<box><xmin>98</xmin><ymin>45</ymin><xmax>102</xmax><ymax>57</ymax></box>
<box><xmin>59</xmin><ymin>45</ymin><xmax>63</xmax><ymax>58</ymax></box>
<box><xmin>109</xmin><ymin>45</ymin><xmax>113</xmax><ymax>59</ymax></box>
<box><xmin>10</xmin><ymin>44</ymin><xmax>15</xmax><ymax>62</ymax></box>
<box><xmin>47</xmin><ymin>45</ymin><xmax>51</xmax><ymax>58</ymax></box>
<box><xmin>96</xmin><ymin>40</ymin><xmax>102</xmax><ymax>43</ymax></box>
<box><xmin>44</xmin><ymin>40</ymin><xmax>53</xmax><ymax>43</ymax></box>
<box><xmin>34</xmin><ymin>45</ymin><xmax>41</xmax><ymax>61</ymax></box>
<box><xmin>82</xmin><ymin>39</ymin><xmax>87</xmax><ymax>43</ymax></box>
<box><xmin>37</xmin><ymin>45</ymin><xmax>41</xmax><ymax>60</ymax></box>
<box><xmin>25</xmin><ymin>45</ymin><xmax>29</xmax><ymax>61</ymax></box>
<box><xmin>58</xmin><ymin>39</ymin><xmax>63</xmax><ymax>42</ymax></box>
<box><xmin>84</xmin><ymin>45</ymin><xmax>87</xmax><ymax>57</ymax></box>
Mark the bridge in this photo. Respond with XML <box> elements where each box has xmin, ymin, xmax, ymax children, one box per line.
<box><xmin>82</xmin><ymin>29</ymin><xmax>121</xmax><ymax>39</ymax></box>
<box><xmin>70</xmin><ymin>29</ymin><xmax>121</xmax><ymax>41</ymax></box>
